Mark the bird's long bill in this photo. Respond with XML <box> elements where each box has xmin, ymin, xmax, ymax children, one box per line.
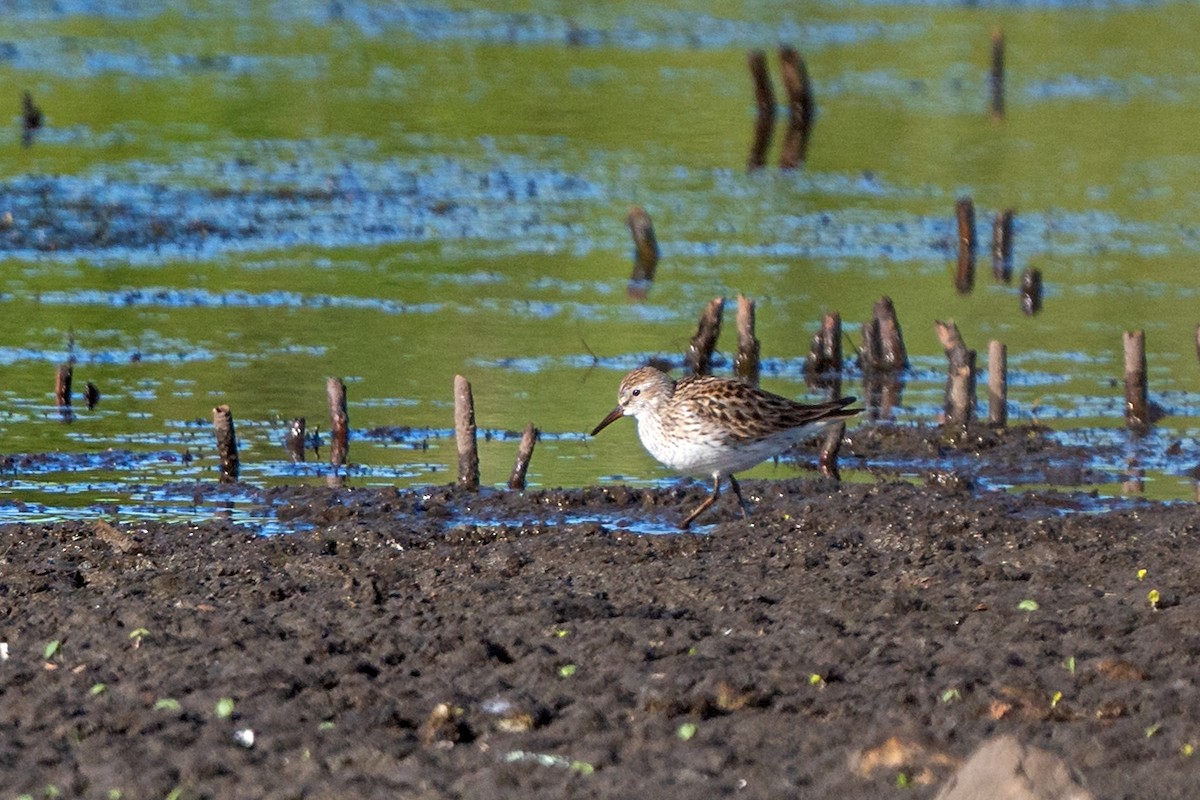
<box><xmin>590</xmin><ymin>406</ymin><xmax>624</xmax><ymax>436</ymax></box>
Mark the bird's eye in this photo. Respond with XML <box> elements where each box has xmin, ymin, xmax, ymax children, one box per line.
<box><xmin>631</xmin><ymin>389</ymin><xmax>641</xmax><ymax>397</ymax></box>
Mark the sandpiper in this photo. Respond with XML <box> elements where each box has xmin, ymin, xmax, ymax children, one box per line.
<box><xmin>591</xmin><ymin>366</ymin><xmax>858</xmax><ymax>528</ymax></box>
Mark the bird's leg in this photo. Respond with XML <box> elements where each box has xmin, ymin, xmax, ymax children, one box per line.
<box><xmin>680</xmin><ymin>474</ymin><xmax>722</xmax><ymax>529</ymax></box>
<box><xmin>728</xmin><ymin>474</ymin><xmax>752</xmax><ymax>522</ymax></box>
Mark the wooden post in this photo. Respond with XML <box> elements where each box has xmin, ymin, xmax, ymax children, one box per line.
<box><xmin>627</xmin><ymin>206</ymin><xmax>659</xmax><ymax>298</ymax></box>
<box><xmin>685</xmin><ymin>297</ymin><xmax>724</xmax><ymax>375</ymax></box>
<box><xmin>507</xmin><ymin>423</ymin><xmax>539</xmax><ymax>490</ymax></box>
<box><xmin>55</xmin><ymin>363</ymin><xmax>72</xmax><ymax>408</ymax></box>
<box><xmin>989</xmin><ymin>29</ymin><xmax>1005</xmax><ymax>120</ymax></box>
<box><xmin>955</xmin><ymin>197</ymin><xmax>976</xmax><ymax>294</ymax></box>
<box><xmin>746</xmin><ymin>50</ymin><xmax>775</xmax><ymax>171</ymax></box>
<box><xmin>778</xmin><ymin>45</ymin><xmax>814</xmax><ymax>168</ymax></box>
<box><xmin>1020</xmin><ymin>267</ymin><xmax>1043</xmax><ymax>315</ymax></box>
<box><xmin>987</xmin><ymin>340</ymin><xmax>1007</xmax><ymax>427</ymax></box>
<box><xmin>733</xmin><ymin>294</ymin><xmax>760</xmax><ymax>387</ymax></box>
<box><xmin>806</xmin><ymin>311</ymin><xmax>842</xmax><ymax>375</ymax></box>
<box><xmin>992</xmin><ymin>209</ymin><xmax>1014</xmax><ymax>282</ymax></box>
<box><xmin>805</xmin><ymin>311</ymin><xmax>842</xmax><ymax>399</ymax></box>
<box><xmin>818</xmin><ymin>422</ymin><xmax>845</xmax><ymax>481</ymax></box>
<box><xmin>936</xmin><ymin>320</ymin><xmax>976</xmax><ymax>427</ymax></box>
<box><xmin>212</xmin><ymin>404</ymin><xmax>239</xmax><ymax>483</ymax></box>
<box><xmin>1123</xmin><ymin>330</ymin><xmax>1149</xmax><ymax>433</ymax></box>
<box><xmin>858</xmin><ymin>297</ymin><xmax>908</xmax><ymax>372</ymax></box>
<box><xmin>454</xmin><ymin>374</ymin><xmax>480</xmax><ymax>489</ymax></box>
<box><xmin>21</xmin><ymin>90</ymin><xmax>42</xmax><ymax>148</ymax></box>
<box><xmin>857</xmin><ymin>299</ymin><xmax>908</xmax><ymax>420</ymax></box>
<box><xmin>873</xmin><ymin>296</ymin><xmax>908</xmax><ymax>371</ymax></box>
<box><xmin>285</xmin><ymin>417</ymin><xmax>307</xmax><ymax>463</ymax></box>
<box><xmin>327</xmin><ymin>377</ymin><xmax>349</xmax><ymax>467</ymax></box>
<box><xmin>84</xmin><ymin>381</ymin><xmax>100</xmax><ymax>409</ymax></box>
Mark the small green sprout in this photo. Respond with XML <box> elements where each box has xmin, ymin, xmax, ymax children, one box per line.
<box><xmin>896</xmin><ymin>772</ymin><xmax>910</xmax><ymax>788</ymax></box>
<box><xmin>106</xmin><ymin>790</ymin><xmax>123</xmax><ymax>800</ymax></box>
<box><xmin>1182</xmin><ymin>743</ymin><xmax>1195</xmax><ymax>757</ymax></box>
<box><xmin>43</xmin><ymin>639</ymin><xmax>61</xmax><ymax>660</ymax></box>
<box><xmin>1148</xmin><ymin>589</ymin><xmax>1161</xmax><ymax>609</ymax></box>
<box><xmin>90</xmin><ymin>683</ymin><xmax>107</xmax><ymax>696</ymax></box>
<box><xmin>1065</xmin><ymin>656</ymin><xmax>1076</xmax><ymax>675</ymax></box>
<box><xmin>557</xmin><ymin>664</ymin><xmax>577</xmax><ymax>678</ymax></box>
<box><xmin>809</xmin><ymin>673</ymin><xmax>825</xmax><ymax>686</ymax></box>
<box><xmin>554</xmin><ymin>629</ymin><xmax>570</xmax><ymax>638</ymax></box>
<box><xmin>676</xmin><ymin>722</ymin><xmax>698</xmax><ymax>741</ymax></box>
<box><xmin>1017</xmin><ymin>599</ymin><xmax>1039</xmax><ymax>612</ymax></box>
<box><xmin>215</xmin><ymin>697</ymin><xmax>235</xmax><ymax>718</ymax></box>
<box><xmin>1050</xmin><ymin>691</ymin><xmax>1063</xmax><ymax>708</ymax></box>
<box><xmin>318</xmin><ymin>720</ymin><xmax>336</xmax><ymax>731</ymax></box>
<box><xmin>128</xmin><ymin>628</ymin><xmax>150</xmax><ymax>648</ymax></box>
<box><xmin>569</xmin><ymin>760</ymin><xmax>595</xmax><ymax>775</ymax></box>
<box><xmin>1137</xmin><ymin>568</ymin><xmax>1147</xmax><ymax>581</ymax></box>
<box><xmin>1145</xmin><ymin>722</ymin><xmax>1162</xmax><ymax>738</ymax></box>
<box><xmin>154</xmin><ymin>698</ymin><xmax>182</xmax><ymax>712</ymax></box>
<box><xmin>940</xmin><ymin>688</ymin><xmax>961</xmax><ymax>704</ymax></box>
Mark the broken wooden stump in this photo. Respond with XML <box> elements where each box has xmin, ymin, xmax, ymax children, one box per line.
<box><xmin>212</xmin><ymin>404</ymin><xmax>239</xmax><ymax>483</ymax></box>
<box><xmin>733</xmin><ymin>294</ymin><xmax>760</xmax><ymax>387</ymax></box>
<box><xmin>1123</xmin><ymin>330</ymin><xmax>1149</xmax><ymax>433</ymax></box>
<box><xmin>872</xmin><ymin>296</ymin><xmax>908</xmax><ymax>371</ymax></box>
<box><xmin>21</xmin><ymin>90</ymin><xmax>42</xmax><ymax>148</ymax></box>
<box><xmin>778</xmin><ymin>45</ymin><xmax>814</xmax><ymax>168</ymax></box>
<box><xmin>746</xmin><ymin>50</ymin><xmax>776</xmax><ymax>171</ymax></box>
<box><xmin>857</xmin><ymin>298</ymin><xmax>908</xmax><ymax>419</ymax></box>
<box><xmin>806</xmin><ymin>311</ymin><xmax>843</xmax><ymax>399</ymax></box>
<box><xmin>685</xmin><ymin>297</ymin><xmax>724</xmax><ymax>375</ymax></box>
<box><xmin>989</xmin><ymin>29</ymin><xmax>1005</xmax><ymax>121</ymax></box>
<box><xmin>285</xmin><ymin>417</ymin><xmax>307</xmax><ymax>463</ymax></box>
<box><xmin>992</xmin><ymin>209</ymin><xmax>1014</xmax><ymax>282</ymax></box>
<box><xmin>807</xmin><ymin>311</ymin><xmax>842</xmax><ymax>373</ymax></box>
<box><xmin>55</xmin><ymin>363</ymin><xmax>72</xmax><ymax>408</ymax></box>
<box><xmin>936</xmin><ymin>320</ymin><xmax>976</xmax><ymax>427</ymax></box>
<box><xmin>859</xmin><ymin>297</ymin><xmax>908</xmax><ymax>372</ymax></box>
<box><xmin>327</xmin><ymin>377</ymin><xmax>349</xmax><ymax>467</ymax></box>
<box><xmin>1020</xmin><ymin>267</ymin><xmax>1043</xmax><ymax>315</ymax></box>
<box><xmin>454</xmin><ymin>374</ymin><xmax>480</xmax><ymax>489</ymax></box>
<box><xmin>507</xmin><ymin>423</ymin><xmax>539</xmax><ymax>490</ymax></box>
<box><xmin>987</xmin><ymin>340</ymin><xmax>1007</xmax><ymax>427</ymax></box>
<box><xmin>954</xmin><ymin>197</ymin><xmax>976</xmax><ymax>294</ymax></box>
<box><xmin>627</xmin><ymin>205</ymin><xmax>659</xmax><ymax>298</ymax></box>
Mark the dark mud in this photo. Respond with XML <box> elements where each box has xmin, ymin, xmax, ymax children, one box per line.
<box><xmin>4</xmin><ymin>423</ymin><xmax>1200</xmax><ymax>799</ymax></box>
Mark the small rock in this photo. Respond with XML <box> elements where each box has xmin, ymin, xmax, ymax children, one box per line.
<box><xmin>934</xmin><ymin>735</ymin><xmax>1093</xmax><ymax>800</ymax></box>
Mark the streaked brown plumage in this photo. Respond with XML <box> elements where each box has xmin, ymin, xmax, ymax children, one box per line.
<box><xmin>591</xmin><ymin>366</ymin><xmax>858</xmax><ymax>528</ymax></box>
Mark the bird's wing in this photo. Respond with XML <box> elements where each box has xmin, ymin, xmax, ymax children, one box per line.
<box><xmin>673</xmin><ymin>376</ymin><xmax>857</xmax><ymax>443</ymax></box>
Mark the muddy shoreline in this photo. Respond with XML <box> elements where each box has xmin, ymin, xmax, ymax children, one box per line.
<box><xmin>3</xmin><ymin>423</ymin><xmax>1199</xmax><ymax>798</ymax></box>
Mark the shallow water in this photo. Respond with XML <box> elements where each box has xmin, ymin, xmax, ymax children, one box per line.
<box><xmin>3</xmin><ymin>0</ymin><xmax>1200</xmax><ymax>521</ymax></box>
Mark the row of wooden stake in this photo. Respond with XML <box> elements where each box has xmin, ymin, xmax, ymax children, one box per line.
<box><xmin>203</xmin><ymin>376</ymin><xmax>541</xmax><ymax>488</ymax></box>
<box><xmin>45</xmin><ymin>317</ymin><xmax>1154</xmax><ymax>491</ymax></box>
<box><xmin>680</xmin><ymin>293</ymin><xmax>1157</xmax><ymax>436</ymax></box>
